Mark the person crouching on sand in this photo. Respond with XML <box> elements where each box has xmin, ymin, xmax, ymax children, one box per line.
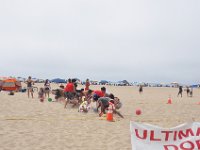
<box><xmin>75</xmin><ymin>88</ymin><xmax>85</xmax><ymax>104</ymax></box>
<box><xmin>38</xmin><ymin>88</ymin><xmax>45</xmax><ymax>102</ymax></box>
<box><xmin>84</xmin><ymin>89</ymin><xmax>93</xmax><ymax>104</ymax></box>
<box><xmin>113</xmin><ymin>97</ymin><xmax>122</xmax><ymax>110</ymax></box>
<box><xmin>52</xmin><ymin>88</ymin><xmax>65</xmax><ymax>102</ymax></box>
<box><xmin>92</xmin><ymin>87</ymin><xmax>106</xmax><ymax>102</ymax></box>
<box><xmin>96</xmin><ymin>94</ymin><xmax>124</xmax><ymax>118</ymax></box>
<box><xmin>64</xmin><ymin>78</ymin><xmax>78</xmax><ymax>108</ymax></box>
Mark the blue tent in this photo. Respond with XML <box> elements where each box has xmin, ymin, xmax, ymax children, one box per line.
<box><xmin>190</xmin><ymin>84</ymin><xmax>199</xmax><ymax>88</ymax></box>
<box><xmin>116</xmin><ymin>80</ymin><xmax>130</xmax><ymax>86</ymax></box>
<box><xmin>51</xmin><ymin>78</ymin><xmax>66</xmax><ymax>83</ymax></box>
<box><xmin>99</xmin><ymin>80</ymin><xmax>109</xmax><ymax>85</ymax></box>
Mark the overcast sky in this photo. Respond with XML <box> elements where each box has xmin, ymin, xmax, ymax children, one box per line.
<box><xmin>0</xmin><ymin>0</ymin><xmax>200</xmax><ymax>84</ymax></box>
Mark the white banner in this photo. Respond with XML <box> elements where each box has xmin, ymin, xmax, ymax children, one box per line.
<box><xmin>130</xmin><ymin>121</ymin><xmax>200</xmax><ymax>150</ymax></box>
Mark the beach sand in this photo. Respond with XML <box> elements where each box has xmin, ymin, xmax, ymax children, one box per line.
<box><xmin>0</xmin><ymin>83</ymin><xmax>200</xmax><ymax>150</ymax></box>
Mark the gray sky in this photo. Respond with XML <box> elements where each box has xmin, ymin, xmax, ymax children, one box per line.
<box><xmin>0</xmin><ymin>0</ymin><xmax>200</xmax><ymax>84</ymax></box>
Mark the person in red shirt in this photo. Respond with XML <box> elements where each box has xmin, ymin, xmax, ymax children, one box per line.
<box><xmin>64</xmin><ymin>79</ymin><xmax>78</xmax><ymax>108</ymax></box>
<box><xmin>64</xmin><ymin>79</ymin><xmax>74</xmax><ymax>93</ymax></box>
<box><xmin>93</xmin><ymin>87</ymin><xmax>106</xmax><ymax>101</ymax></box>
<box><xmin>85</xmin><ymin>79</ymin><xmax>90</xmax><ymax>91</ymax></box>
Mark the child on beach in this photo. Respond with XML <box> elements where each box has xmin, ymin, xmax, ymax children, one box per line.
<box><xmin>78</xmin><ymin>101</ymin><xmax>91</xmax><ymax>113</ymax></box>
<box><xmin>38</xmin><ymin>88</ymin><xmax>45</xmax><ymax>102</ymax></box>
<box><xmin>78</xmin><ymin>90</ymin><xmax>94</xmax><ymax>113</ymax></box>
<box><xmin>75</xmin><ymin>88</ymin><xmax>85</xmax><ymax>104</ymax></box>
<box><xmin>84</xmin><ymin>89</ymin><xmax>93</xmax><ymax>104</ymax></box>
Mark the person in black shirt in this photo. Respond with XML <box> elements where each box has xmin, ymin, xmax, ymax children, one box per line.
<box><xmin>177</xmin><ymin>86</ymin><xmax>183</xmax><ymax>97</ymax></box>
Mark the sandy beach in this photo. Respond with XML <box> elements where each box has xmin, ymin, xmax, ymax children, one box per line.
<box><xmin>0</xmin><ymin>83</ymin><xmax>200</xmax><ymax>150</ymax></box>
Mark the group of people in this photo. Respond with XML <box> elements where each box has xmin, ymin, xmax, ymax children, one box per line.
<box><xmin>52</xmin><ymin>78</ymin><xmax>123</xmax><ymax>118</ymax></box>
<box><xmin>177</xmin><ymin>86</ymin><xmax>193</xmax><ymax>97</ymax></box>
<box><xmin>24</xmin><ymin>76</ymin><xmax>123</xmax><ymax>118</ymax></box>
<box><xmin>25</xmin><ymin>76</ymin><xmax>51</xmax><ymax>101</ymax></box>
<box><xmin>138</xmin><ymin>84</ymin><xmax>194</xmax><ymax>98</ymax></box>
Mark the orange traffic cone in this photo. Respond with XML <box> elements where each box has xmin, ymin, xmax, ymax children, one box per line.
<box><xmin>107</xmin><ymin>102</ymin><xmax>114</xmax><ymax>121</ymax></box>
<box><xmin>167</xmin><ymin>97</ymin><xmax>172</xmax><ymax>104</ymax></box>
<box><xmin>107</xmin><ymin>112</ymin><xmax>113</xmax><ymax>121</ymax></box>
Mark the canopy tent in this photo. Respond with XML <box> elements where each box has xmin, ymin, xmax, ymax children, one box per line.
<box><xmin>99</xmin><ymin>80</ymin><xmax>109</xmax><ymax>85</ymax></box>
<box><xmin>190</xmin><ymin>84</ymin><xmax>199</xmax><ymax>88</ymax></box>
<box><xmin>51</xmin><ymin>78</ymin><xmax>66</xmax><ymax>83</ymax></box>
<box><xmin>2</xmin><ymin>78</ymin><xmax>21</xmax><ymax>91</ymax></box>
<box><xmin>72</xmin><ymin>78</ymin><xmax>81</xmax><ymax>82</ymax></box>
<box><xmin>0</xmin><ymin>76</ymin><xmax>8</xmax><ymax>80</ymax></box>
<box><xmin>170</xmin><ymin>82</ymin><xmax>179</xmax><ymax>88</ymax></box>
<box><xmin>122</xmin><ymin>80</ymin><xmax>130</xmax><ymax>85</ymax></box>
<box><xmin>117</xmin><ymin>80</ymin><xmax>130</xmax><ymax>86</ymax></box>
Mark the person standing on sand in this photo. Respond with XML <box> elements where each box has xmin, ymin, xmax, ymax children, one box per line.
<box><xmin>25</xmin><ymin>76</ymin><xmax>34</xmax><ymax>98</ymax></box>
<box><xmin>44</xmin><ymin>79</ymin><xmax>51</xmax><ymax>98</ymax></box>
<box><xmin>186</xmin><ymin>86</ymin><xmax>190</xmax><ymax>97</ymax></box>
<box><xmin>189</xmin><ymin>88</ymin><xmax>193</xmax><ymax>97</ymax></box>
<box><xmin>177</xmin><ymin>86</ymin><xmax>183</xmax><ymax>97</ymax></box>
<box><xmin>139</xmin><ymin>85</ymin><xmax>143</xmax><ymax>94</ymax></box>
<box><xmin>85</xmin><ymin>79</ymin><xmax>90</xmax><ymax>91</ymax></box>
